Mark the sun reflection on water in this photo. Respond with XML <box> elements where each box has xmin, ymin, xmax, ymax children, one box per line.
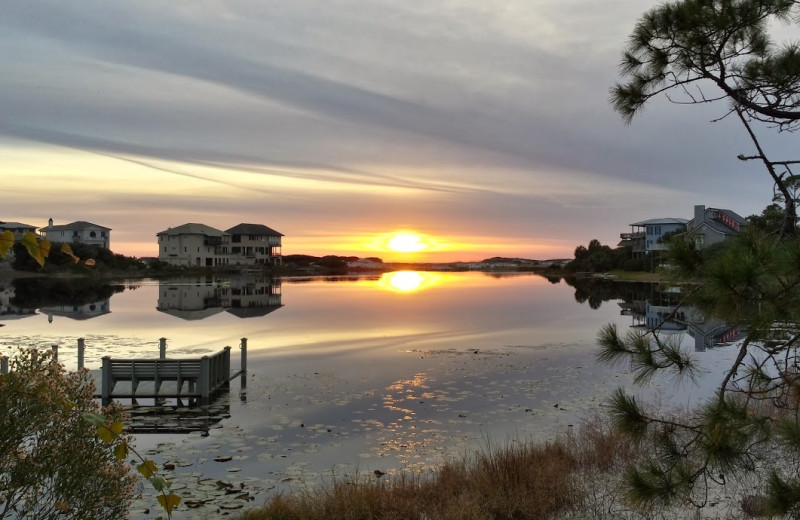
<box><xmin>376</xmin><ymin>271</ymin><xmax>442</xmax><ymax>293</ymax></box>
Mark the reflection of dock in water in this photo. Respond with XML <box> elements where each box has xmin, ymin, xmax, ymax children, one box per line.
<box><xmin>125</xmin><ymin>394</ymin><xmax>234</xmax><ymax>435</ymax></box>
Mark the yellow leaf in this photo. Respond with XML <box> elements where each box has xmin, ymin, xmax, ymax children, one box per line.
<box><xmin>20</xmin><ymin>232</ymin><xmax>45</xmax><ymax>267</ymax></box>
<box><xmin>138</xmin><ymin>460</ymin><xmax>158</xmax><ymax>478</ymax></box>
<box><xmin>61</xmin><ymin>244</ymin><xmax>80</xmax><ymax>263</ymax></box>
<box><xmin>107</xmin><ymin>421</ymin><xmax>124</xmax><ymax>436</ymax></box>
<box><xmin>157</xmin><ymin>494</ymin><xmax>181</xmax><ymax>515</ymax></box>
<box><xmin>0</xmin><ymin>230</ymin><xmax>13</xmax><ymax>258</ymax></box>
<box><xmin>114</xmin><ymin>443</ymin><xmax>128</xmax><ymax>461</ymax></box>
<box><xmin>39</xmin><ymin>240</ymin><xmax>51</xmax><ymax>259</ymax></box>
<box><xmin>97</xmin><ymin>424</ymin><xmax>115</xmax><ymax>443</ymax></box>
<box><xmin>85</xmin><ymin>258</ymin><xmax>96</xmax><ymax>266</ymax></box>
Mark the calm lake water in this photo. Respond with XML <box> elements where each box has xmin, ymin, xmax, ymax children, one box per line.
<box><xmin>0</xmin><ymin>272</ymin><xmax>741</xmax><ymax>518</ymax></box>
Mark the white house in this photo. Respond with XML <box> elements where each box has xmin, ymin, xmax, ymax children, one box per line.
<box><xmin>156</xmin><ymin>223</ymin><xmax>230</xmax><ymax>267</ymax></box>
<box><xmin>157</xmin><ymin>222</ymin><xmax>283</xmax><ymax>267</ymax></box>
<box><xmin>40</xmin><ymin>219</ymin><xmax>111</xmax><ymax>250</ymax></box>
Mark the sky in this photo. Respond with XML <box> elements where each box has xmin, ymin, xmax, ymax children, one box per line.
<box><xmin>1</xmin><ymin>0</ymin><xmax>796</xmax><ymax>262</ymax></box>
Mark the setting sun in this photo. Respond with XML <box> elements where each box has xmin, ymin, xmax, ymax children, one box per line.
<box><xmin>387</xmin><ymin>232</ymin><xmax>428</xmax><ymax>253</ymax></box>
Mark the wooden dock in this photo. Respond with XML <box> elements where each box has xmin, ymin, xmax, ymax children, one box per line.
<box><xmin>2</xmin><ymin>337</ymin><xmax>250</xmax><ymax>408</ymax></box>
<box><xmin>99</xmin><ymin>346</ymin><xmax>236</xmax><ymax>405</ymax></box>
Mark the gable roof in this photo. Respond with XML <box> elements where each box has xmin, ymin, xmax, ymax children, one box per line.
<box><xmin>630</xmin><ymin>217</ymin><xmax>688</xmax><ymax>227</ymax></box>
<box><xmin>157</xmin><ymin>223</ymin><xmax>225</xmax><ymax>236</ymax></box>
<box><xmin>41</xmin><ymin>221</ymin><xmax>111</xmax><ymax>232</ymax></box>
<box><xmin>688</xmin><ymin>207</ymin><xmax>747</xmax><ymax>233</ymax></box>
<box><xmin>225</xmin><ymin>223</ymin><xmax>283</xmax><ymax>236</ymax></box>
<box><xmin>0</xmin><ymin>221</ymin><xmax>37</xmax><ymax>230</ymax></box>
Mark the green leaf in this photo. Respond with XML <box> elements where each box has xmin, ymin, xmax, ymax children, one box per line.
<box><xmin>157</xmin><ymin>493</ymin><xmax>181</xmax><ymax>515</ymax></box>
<box><xmin>150</xmin><ymin>476</ymin><xmax>169</xmax><ymax>492</ymax></box>
<box><xmin>82</xmin><ymin>412</ymin><xmax>106</xmax><ymax>426</ymax></box>
<box><xmin>138</xmin><ymin>460</ymin><xmax>158</xmax><ymax>478</ymax></box>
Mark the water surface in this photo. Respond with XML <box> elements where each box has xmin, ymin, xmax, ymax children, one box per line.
<box><xmin>0</xmin><ymin>272</ymin><xmax>740</xmax><ymax>517</ymax></box>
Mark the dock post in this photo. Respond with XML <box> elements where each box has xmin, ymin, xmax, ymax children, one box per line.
<box><xmin>77</xmin><ymin>338</ymin><xmax>85</xmax><ymax>370</ymax></box>
<box><xmin>240</xmin><ymin>338</ymin><xmax>248</xmax><ymax>390</ymax></box>
<box><xmin>1</xmin><ymin>356</ymin><xmax>8</xmax><ymax>375</ymax></box>
<box><xmin>223</xmin><ymin>346</ymin><xmax>231</xmax><ymax>387</ymax></box>
<box><xmin>159</xmin><ymin>338</ymin><xmax>167</xmax><ymax>359</ymax></box>
<box><xmin>200</xmin><ymin>356</ymin><xmax>210</xmax><ymax>403</ymax></box>
<box><xmin>51</xmin><ymin>344</ymin><xmax>58</xmax><ymax>363</ymax></box>
<box><xmin>101</xmin><ymin>356</ymin><xmax>112</xmax><ymax>406</ymax></box>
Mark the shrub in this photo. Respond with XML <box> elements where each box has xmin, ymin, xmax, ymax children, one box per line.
<box><xmin>0</xmin><ymin>349</ymin><xmax>136</xmax><ymax>519</ymax></box>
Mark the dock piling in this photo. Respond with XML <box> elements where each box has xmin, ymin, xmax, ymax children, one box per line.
<box><xmin>240</xmin><ymin>338</ymin><xmax>248</xmax><ymax>390</ymax></box>
<box><xmin>1</xmin><ymin>356</ymin><xmax>8</xmax><ymax>375</ymax></box>
<box><xmin>159</xmin><ymin>338</ymin><xmax>167</xmax><ymax>359</ymax></box>
<box><xmin>77</xmin><ymin>338</ymin><xmax>85</xmax><ymax>370</ymax></box>
<box><xmin>51</xmin><ymin>344</ymin><xmax>58</xmax><ymax>363</ymax></box>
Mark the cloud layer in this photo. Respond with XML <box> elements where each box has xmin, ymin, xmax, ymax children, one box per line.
<box><xmin>1</xmin><ymin>0</ymin><xmax>792</xmax><ymax>259</ymax></box>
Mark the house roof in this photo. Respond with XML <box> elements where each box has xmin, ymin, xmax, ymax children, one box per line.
<box><xmin>688</xmin><ymin>207</ymin><xmax>747</xmax><ymax>233</ymax></box>
<box><xmin>226</xmin><ymin>305</ymin><xmax>283</xmax><ymax>318</ymax></box>
<box><xmin>41</xmin><ymin>221</ymin><xmax>111</xmax><ymax>231</ymax></box>
<box><xmin>157</xmin><ymin>223</ymin><xmax>226</xmax><ymax>236</ymax></box>
<box><xmin>0</xmin><ymin>221</ymin><xmax>37</xmax><ymax>230</ymax></box>
<box><xmin>630</xmin><ymin>217</ymin><xmax>688</xmax><ymax>227</ymax></box>
<box><xmin>225</xmin><ymin>223</ymin><xmax>283</xmax><ymax>236</ymax></box>
<box><xmin>710</xmin><ymin>207</ymin><xmax>747</xmax><ymax>224</ymax></box>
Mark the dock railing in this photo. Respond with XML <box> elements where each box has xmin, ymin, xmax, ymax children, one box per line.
<box><xmin>100</xmin><ymin>346</ymin><xmax>232</xmax><ymax>405</ymax></box>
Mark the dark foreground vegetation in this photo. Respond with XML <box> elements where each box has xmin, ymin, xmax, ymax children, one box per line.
<box><xmin>239</xmin><ymin>418</ymin><xmax>641</xmax><ymax>520</ymax></box>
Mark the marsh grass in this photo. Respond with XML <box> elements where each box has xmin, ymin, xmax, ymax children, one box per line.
<box><xmin>238</xmin><ymin>417</ymin><xmax>643</xmax><ymax>520</ymax></box>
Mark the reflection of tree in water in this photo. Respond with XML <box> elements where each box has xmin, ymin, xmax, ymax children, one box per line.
<box><xmin>558</xmin><ymin>277</ymin><xmax>679</xmax><ymax>310</ymax></box>
<box><xmin>11</xmin><ymin>278</ymin><xmax>124</xmax><ymax>308</ymax></box>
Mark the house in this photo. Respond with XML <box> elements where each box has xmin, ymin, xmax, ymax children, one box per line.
<box><xmin>40</xmin><ymin>219</ymin><xmax>111</xmax><ymax>250</ymax></box>
<box><xmin>156</xmin><ymin>222</ymin><xmax>283</xmax><ymax>267</ymax></box>
<box><xmin>686</xmin><ymin>205</ymin><xmax>746</xmax><ymax>249</ymax></box>
<box><xmin>0</xmin><ymin>221</ymin><xmax>38</xmax><ymax>240</ymax></box>
<box><xmin>619</xmin><ymin>217</ymin><xmax>688</xmax><ymax>255</ymax></box>
<box><xmin>156</xmin><ymin>223</ymin><xmax>230</xmax><ymax>267</ymax></box>
<box><xmin>225</xmin><ymin>223</ymin><xmax>283</xmax><ymax>266</ymax></box>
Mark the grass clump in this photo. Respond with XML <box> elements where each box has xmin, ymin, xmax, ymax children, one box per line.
<box><xmin>238</xmin><ymin>417</ymin><xmax>640</xmax><ymax>520</ymax></box>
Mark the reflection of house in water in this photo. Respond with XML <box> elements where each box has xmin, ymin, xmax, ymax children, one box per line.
<box><xmin>42</xmin><ymin>301</ymin><xmax>111</xmax><ymax>322</ymax></box>
<box><xmin>620</xmin><ymin>294</ymin><xmax>745</xmax><ymax>352</ymax></box>
<box><xmin>619</xmin><ymin>293</ymin><xmax>687</xmax><ymax>333</ymax></box>
<box><xmin>687</xmin><ymin>320</ymin><xmax>745</xmax><ymax>352</ymax></box>
<box><xmin>157</xmin><ymin>277</ymin><xmax>282</xmax><ymax>320</ymax></box>
<box><xmin>0</xmin><ymin>284</ymin><xmax>36</xmax><ymax>321</ymax></box>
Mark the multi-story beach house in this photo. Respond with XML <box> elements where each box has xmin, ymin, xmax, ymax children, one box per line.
<box><xmin>40</xmin><ymin>219</ymin><xmax>111</xmax><ymax>250</ymax></box>
<box><xmin>225</xmin><ymin>223</ymin><xmax>283</xmax><ymax>266</ymax></box>
<box><xmin>619</xmin><ymin>217</ymin><xmax>688</xmax><ymax>255</ymax></box>
<box><xmin>686</xmin><ymin>205</ymin><xmax>747</xmax><ymax>249</ymax></box>
<box><xmin>157</xmin><ymin>222</ymin><xmax>283</xmax><ymax>267</ymax></box>
<box><xmin>157</xmin><ymin>223</ymin><xmax>230</xmax><ymax>267</ymax></box>
<box><xmin>621</xmin><ymin>205</ymin><xmax>746</xmax><ymax>254</ymax></box>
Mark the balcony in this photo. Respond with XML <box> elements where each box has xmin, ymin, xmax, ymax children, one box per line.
<box><xmin>620</xmin><ymin>232</ymin><xmax>645</xmax><ymax>240</ymax></box>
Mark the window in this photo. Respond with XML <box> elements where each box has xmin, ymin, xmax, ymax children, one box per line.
<box><xmin>90</xmin><ymin>231</ymin><xmax>97</xmax><ymax>238</ymax></box>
